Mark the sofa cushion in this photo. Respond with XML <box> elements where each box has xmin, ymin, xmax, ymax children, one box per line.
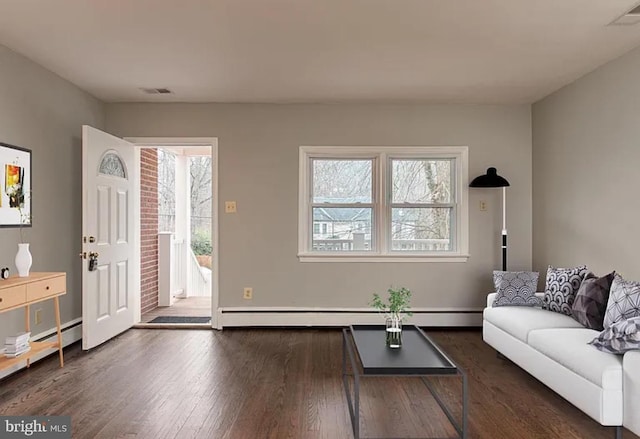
<box><xmin>604</xmin><ymin>274</ymin><xmax>640</xmax><ymax>329</ymax></box>
<box><xmin>528</xmin><ymin>328</ymin><xmax>623</xmax><ymax>390</ymax></box>
<box><xmin>492</xmin><ymin>271</ymin><xmax>541</xmax><ymax>307</ymax></box>
<box><xmin>483</xmin><ymin>306</ymin><xmax>583</xmax><ymax>343</ymax></box>
<box><xmin>542</xmin><ymin>265</ymin><xmax>588</xmax><ymax>316</ymax></box>
<box><xmin>572</xmin><ymin>271</ymin><xmax>616</xmax><ymax>331</ymax></box>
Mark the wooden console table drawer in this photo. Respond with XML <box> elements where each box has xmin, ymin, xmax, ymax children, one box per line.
<box><xmin>0</xmin><ymin>285</ymin><xmax>27</xmax><ymax>311</ymax></box>
<box><xmin>26</xmin><ymin>275</ymin><xmax>66</xmax><ymax>302</ymax></box>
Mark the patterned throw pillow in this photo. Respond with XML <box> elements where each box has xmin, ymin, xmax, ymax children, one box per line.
<box><xmin>603</xmin><ymin>274</ymin><xmax>640</xmax><ymax>329</ymax></box>
<box><xmin>571</xmin><ymin>271</ymin><xmax>616</xmax><ymax>330</ymax></box>
<box><xmin>589</xmin><ymin>316</ymin><xmax>640</xmax><ymax>354</ymax></box>
<box><xmin>492</xmin><ymin>271</ymin><xmax>540</xmax><ymax>307</ymax></box>
<box><xmin>542</xmin><ymin>265</ymin><xmax>588</xmax><ymax>315</ymax></box>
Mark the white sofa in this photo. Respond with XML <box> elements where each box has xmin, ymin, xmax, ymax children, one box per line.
<box><xmin>483</xmin><ymin>292</ymin><xmax>640</xmax><ymax>438</ymax></box>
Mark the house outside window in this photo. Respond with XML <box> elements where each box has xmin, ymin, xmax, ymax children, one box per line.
<box><xmin>298</xmin><ymin>146</ymin><xmax>469</xmax><ymax>262</ymax></box>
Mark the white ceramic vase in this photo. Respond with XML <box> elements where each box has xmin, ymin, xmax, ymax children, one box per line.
<box><xmin>15</xmin><ymin>243</ymin><xmax>32</xmax><ymax>277</ymax></box>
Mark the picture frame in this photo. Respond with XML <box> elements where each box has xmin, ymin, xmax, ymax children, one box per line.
<box><xmin>0</xmin><ymin>142</ymin><xmax>32</xmax><ymax>228</ymax></box>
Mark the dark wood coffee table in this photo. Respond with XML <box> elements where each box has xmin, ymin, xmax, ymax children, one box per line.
<box><xmin>342</xmin><ymin>325</ymin><xmax>468</xmax><ymax>439</ymax></box>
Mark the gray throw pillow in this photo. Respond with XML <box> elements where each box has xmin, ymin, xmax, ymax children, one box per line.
<box><xmin>604</xmin><ymin>274</ymin><xmax>640</xmax><ymax>329</ymax></box>
<box><xmin>492</xmin><ymin>271</ymin><xmax>540</xmax><ymax>307</ymax></box>
<box><xmin>542</xmin><ymin>265</ymin><xmax>588</xmax><ymax>316</ymax></box>
<box><xmin>589</xmin><ymin>316</ymin><xmax>640</xmax><ymax>354</ymax></box>
<box><xmin>571</xmin><ymin>271</ymin><xmax>616</xmax><ymax>330</ymax></box>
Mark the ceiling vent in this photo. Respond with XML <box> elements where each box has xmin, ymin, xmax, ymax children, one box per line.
<box><xmin>610</xmin><ymin>3</ymin><xmax>640</xmax><ymax>25</ymax></box>
<box><xmin>140</xmin><ymin>87</ymin><xmax>173</xmax><ymax>95</ymax></box>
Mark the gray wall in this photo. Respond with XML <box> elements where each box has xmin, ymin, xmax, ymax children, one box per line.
<box><xmin>106</xmin><ymin>103</ymin><xmax>532</xmax><ymax>310</ymax></box>
<box><xmin>0</xmin><ymin>45</ymin><xmax>104</xmax><ymax>341</ymax></box>
<box><xmin>533</xmin><ymin>45</ymin><xmax>640</xmax><ymax>280</ymax></box>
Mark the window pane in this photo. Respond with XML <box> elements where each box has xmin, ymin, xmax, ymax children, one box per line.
<box><xmin>392</xmin><ymin>159</ymin><xmax>452</xmax><ymax>203</ymax></box>
<box><xmin>312</xmin><ymin>207</ymin><xmax>372</xmax><ymax>252</ymax></box>
<box><xmin>391</xmin><ymin>208</ymin><xmax>451</xmax><ymax>251</ymax></box>
<box><xmin>313</xmin><ymin>159</ymin><xmax>372</xmax><ymax>203</ymax></box>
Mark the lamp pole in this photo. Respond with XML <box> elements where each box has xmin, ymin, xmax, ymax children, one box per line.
<box><xmin>502</xmin><ymin>186</ymin><xmax>507</xmax><ymax>271</ymax></box>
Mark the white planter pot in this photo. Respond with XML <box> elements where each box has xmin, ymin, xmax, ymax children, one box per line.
<box><xmin>15</xmin><ymin>243</ymin><xmax>32</xmax><ymax>277</ymax></box>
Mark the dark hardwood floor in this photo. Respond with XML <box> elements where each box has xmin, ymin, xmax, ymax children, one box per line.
<box><xmin>0</xmin><ymin>329</ymin><xmax>636</xmax><ymax>439</ymax></box>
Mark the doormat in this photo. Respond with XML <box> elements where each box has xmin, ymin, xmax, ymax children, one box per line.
<box><xmin>148</xmin><ymin>316</ymin><xmax>211</xmax><ymax>324</ymax></box>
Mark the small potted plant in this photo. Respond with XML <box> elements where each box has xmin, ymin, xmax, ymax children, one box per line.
<box><xmin>370</xmin><ymin>287</ymin><xmax>413</xmax><ymax>348</ymax></box>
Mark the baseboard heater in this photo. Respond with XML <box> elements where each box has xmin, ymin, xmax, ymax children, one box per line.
<box><xmin>217</xmin><ymin>308</ymin><xmax>483</xmax><ymax>328</ymax></box>
<box><xmin>0</xmin><ymin>318</ymin><xmax>82</xmax><ymax>380</ymax></box>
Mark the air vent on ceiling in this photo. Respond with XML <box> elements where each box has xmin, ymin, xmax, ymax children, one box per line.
<box><xmin>609</xmin><ymin>3</ymin><xmax>640</xmax><ymax>25</ymax></box>
<box><xmin>140</xmin><ymin>87</ymin><xmax>173</xmax><ymax>95</ymax></box>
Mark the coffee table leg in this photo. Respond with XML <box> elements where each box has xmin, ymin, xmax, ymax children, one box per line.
<box><xmin>354</xmin><ymin>372</ymin><xmax>360</xmax><ymax>439</ymax></box>
<box><xmin>342</xmin><ymin>329</ymin><xmax>361</xmax><ymax>439</ymax></box>
<box><xmin>462</xmin><ymin>372</ymin><xmax>468</xmax><ymax>439</ymax></box>
<box><xmin>343</xmin><ymin>331</ymin><xmax>347</xmax><ymax>377</ymax></box>
<box><xmin>421</xmin><ymin>371</ymin><xmax>468</xmax><ymax>439</ymax></box>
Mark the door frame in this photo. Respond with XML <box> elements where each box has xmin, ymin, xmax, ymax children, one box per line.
<box><xmin>125</xmin><ymin>137</ymin><xmax>220</xmax><ymax>329</ymax></box>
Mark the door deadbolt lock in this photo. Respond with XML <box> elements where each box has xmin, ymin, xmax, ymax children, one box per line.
<box><xmin>88</xmin><ymin>252</ymin><xmax>99</xmax><ymax>272</ymax></box>
<box><xmin>83</xmin><ymin>236</ymin><xmax>96</xmax><ymax>243</ymax></box>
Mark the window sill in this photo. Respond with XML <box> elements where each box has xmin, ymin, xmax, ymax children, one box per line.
<box><xmin>297</xmin><ymin>253</ymin><xmax>470</xmax><ymax>263</ymax></box>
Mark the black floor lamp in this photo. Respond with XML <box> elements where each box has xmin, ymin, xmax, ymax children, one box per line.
<box><xmin>469</xmin><ymin>167</ymin><xmax>510</xmax><ymax>271</ymax></box>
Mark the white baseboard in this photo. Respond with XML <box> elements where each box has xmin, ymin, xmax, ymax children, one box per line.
<box><xmin>0</xmin><ymin>318</ymin><xmax>82</xmax><ymax>380</ymax></box>
<box><xmin>218</xmin><ymin>307</ymin><xmax>482</xmax><ymax>328</ymax></box>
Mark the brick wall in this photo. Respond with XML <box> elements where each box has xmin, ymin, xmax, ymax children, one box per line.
<box><xmin>140</xmin><ymin>149</ymin><xmax>159</xmax><ymax>314</ymax></box>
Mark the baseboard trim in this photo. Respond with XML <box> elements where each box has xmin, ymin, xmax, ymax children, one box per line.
<box><xmin>218</xmin><ymin>308</ymin><xmax>482</xmax><ymax>328</ymax></box>
<box><xmin>0</xmin><ymin>318</ymin><xmax>83</xmax><ymax>380</ymax></box>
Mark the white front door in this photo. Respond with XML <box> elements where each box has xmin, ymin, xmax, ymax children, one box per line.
<box><xmin>82</xmin><ymin>126</ymin><xmax>137</xmax><ymax>350</ymax></box>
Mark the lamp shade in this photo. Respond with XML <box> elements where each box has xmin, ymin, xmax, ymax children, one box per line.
<box><xmin>469</xmin><ymin>167</ymin><xmax>510</xmax><ymax>188</ymax></box>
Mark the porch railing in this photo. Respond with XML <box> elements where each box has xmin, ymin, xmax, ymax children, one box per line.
<box><xmin>158</xmin><ymin>233</ymin><xmax>211</xmax><ymax>306</ymax></box>
<box><xmin>173</xmin><ymin>239</ymin><xmax>187</xmax><ymax>298</ymax></box>
<box><xmin>312</xmin><ymin>238</ymin><xmax>450</xmax><ymax>252</ymax></box>
<box><xmin>188</xmin><ymin>246</ymin><xmax>211</xmax><ymax>297</ymax></box>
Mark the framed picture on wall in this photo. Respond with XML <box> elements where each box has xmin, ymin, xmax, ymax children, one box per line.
<box><xmin>0</xmin><ymin>142</ymin><xmax>32</xmax><ymax>228</ymax></box>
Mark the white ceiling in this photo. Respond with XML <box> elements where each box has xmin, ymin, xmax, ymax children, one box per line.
<box><xmin>1</xmin><ymin>0</ymin><xmax>640</xmax><ymax>104</ymax></box>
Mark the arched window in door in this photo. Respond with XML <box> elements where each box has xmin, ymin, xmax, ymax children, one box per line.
<box><xmin>98</xmin><ymin>150</ymin><xmax>127</xmax><ymax>179</ymax></box>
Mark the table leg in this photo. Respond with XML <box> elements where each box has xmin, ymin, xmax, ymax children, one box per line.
<box><xmin>54</xmin><ymin>296</ymin><xmax>64</xmax><ymax>367</ymax></box>
<box><xmin>354</xmin><ymin>370</ymin><xmax>360</xmax><ymax>439</ymax></box>
<box><xmin>462</xmin><ymin>372</ymin><xmax>468</xmax><ymax>439</ymax></box>
<box><xmin>343</xmin><ymin>329</ymin><xmax>361</xmax><ymax>439</ymax></box>
<box><xmin>421</xmin><ymin>371</ymin><xmax>467</xmax><ymax>439</ymax></box>
<box><xmin>25</xmin><ymin>304</ymin><xmax>30</xmax><ymax>368</ymax></box>
<box><xmin>343</xmin><ymin>330</ymin><xmax>347</xmax><ymax>378</ymax></box>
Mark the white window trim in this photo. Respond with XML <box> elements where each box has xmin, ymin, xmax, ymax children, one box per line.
<box><xmin>298</xmin><ymin>146</ymin><xmax>469</xmax><ymax>263</ymax></box>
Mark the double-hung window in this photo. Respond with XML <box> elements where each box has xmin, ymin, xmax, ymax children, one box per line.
<box><xmin>298</xmin><ymin>146</ymin><xmax>469</xmax><ymax>262</ymax></box>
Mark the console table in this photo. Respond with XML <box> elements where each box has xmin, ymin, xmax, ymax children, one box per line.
<box><xmin>0</xmin><ymin>272</ymin><xmax>66</xmax><ymax>370</ymax></box>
